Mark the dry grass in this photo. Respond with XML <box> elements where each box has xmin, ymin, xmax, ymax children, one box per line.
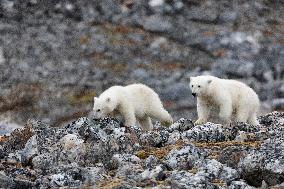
<box><xmin>101</xmin><ymin>23</ymin><xmax>147</xmax><ymax>36</ymax></box>
<box><xmin>97</xmin><ymin>178</ymin><xmax>124</xmax><ymax>189</ymax></box>
<box><xmin>135</xmin><ymin>140</ymin><xmax>261</xmax><ymax>161</ymax></box>
<box><xmin>0</xmin><ymin>160</ymin><xmax>22</xmax><ymax>168</ymax></box>
<box><xmin>211</xmin><ymin>179</ymin><xmax>225</xmax><ymax>187</ymax></box>
<box><xmin>192</xmin><ymin>141</ymin><xmax>262</xmax><ymax>149</ymax></box>
<box><xmin>94</xmin><ymin>62</ymin><xmax>129</xmax><ymax>73</ymax></box>
<box><xmin>188</xmin><ymin>167</ymin><xmax>198</xmax><ymax>174</ymax></box>
<box><xmin>68</xmin><ymin>90</ymin><xmax>97</xmax><ymax>105</ymax></box>
<box><xmin>79</xmin><ymin>36</ymin><xmax>90</xmax><ymax>44</ymax></box>
<box><xmin>51</xmin><ymin>110</ymin><xmax>90</xmax><ymax>127</ymax></box>
<box><xmin>135</xmin><ymin>140</ymin><xmax>186</xmax><ymax>159</ymax></box>
<box><xmin>0</xmin><ymin>83</ymin><xmax>42</xmax><ymax>113</ymax></box>
<box><xmin>192</xmin><ymin>141</ymin><xmax>262</xmax><ymax>160</ymax></box>
<box><xmin>136</xmin><ymin>62</ymin><xmax>188</xmax><ymax>71</ymax></box>
<box><xmin>0</xmin><ymin>136</ymin><xmax>8</xmax><ymax>144</ymax></box>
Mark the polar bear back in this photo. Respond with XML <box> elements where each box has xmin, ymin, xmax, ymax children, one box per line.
<box><xmin>122</xmin><ymin>84</ymin><xmax>163</xmax><ymax>117</ymax></box>
<box><xmin>212</xmin><ymin>78</ymin><xmax>259</xmax><ymax>107</ymax></box>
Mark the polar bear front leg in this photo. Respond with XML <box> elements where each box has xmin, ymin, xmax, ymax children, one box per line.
<box><xmin>122</xmin><ymin>108</ymin><xmax>136</xmax><ymax>127</ymax></box>
<box><xmin>195</xmin><ymin>99</ymin><xmax>210</xmax><ymax>125</ymax></box>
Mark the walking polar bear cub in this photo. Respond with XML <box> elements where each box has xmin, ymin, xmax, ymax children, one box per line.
<box><xmin>93</xmin><ymin>84</ymin><xmax>173</xmax><ymax>131</ymax></box>
<box><xmin>189</xmin><ymin>75</ymin><xmax>260</xmax><ymax>126</ymax></box>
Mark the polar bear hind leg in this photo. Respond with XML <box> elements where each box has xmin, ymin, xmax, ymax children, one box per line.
<box><xmin>235</xmin><ymin>107</ymin><xmax>249</xmax><ymax>123</ymax></box>
<box><xmin>138</xmin><ymin>116</ymin><xmax>153</xmax><ymax>131</ymax></box>
<box><xmin>149</xmin><ymin>109</ymin><xmax>173</xmax><ymax>127</ymax></box>
<box><xmin>248</xmin><ymin>112</ymin><xmax>259</xmax><ymax>126</ymax></box>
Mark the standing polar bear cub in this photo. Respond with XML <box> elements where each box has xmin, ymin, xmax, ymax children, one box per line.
<box><xmin>93</xmin><ymin>84</ymin><xmax>173</xmax><ymax>131</ymax></box>
<box><xmin>189</xmin><ymin>75</ymin><xmax>260</xmax><ymax>126</ymax></box>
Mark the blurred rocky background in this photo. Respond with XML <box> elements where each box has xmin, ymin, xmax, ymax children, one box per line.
<box><xmin>0</xmin><ymin>0</ymin><xmax>283</xmax><ymax>134</ymax></box>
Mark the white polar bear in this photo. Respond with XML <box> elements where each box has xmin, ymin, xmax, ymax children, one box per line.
<box><xmin>93</xmin><ymin>84</ymin><xmax>173</xmax><ymax>131</ymax></box>
<box><xmin>189</xmin><ymin>75</ymin><xmax>260</xmax><ymax>126</ymax></box>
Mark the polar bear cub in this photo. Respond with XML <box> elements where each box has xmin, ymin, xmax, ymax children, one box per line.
<box><xmin>189</xmin><ymin>75</ymin><xmax>260</xmax><ymax>126</ymax></box>
<box><xmin>93</xmin><ymin>84</ymin><xmax>173</xmax><ymax>131</ymax></box>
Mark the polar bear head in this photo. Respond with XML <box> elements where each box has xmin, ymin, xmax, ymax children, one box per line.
<box><xmin>93</xmin><ymin>95</ymin><xmax>117</xmax><ymax>119</ymax></box>
<box><xmin>189</xmin><ymin>76</ymin><xmax>213</xmax><ymax>97</ymax></box>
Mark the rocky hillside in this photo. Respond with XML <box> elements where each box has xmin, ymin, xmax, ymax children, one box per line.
<box><xmin>0</xmin><ymin>111</ymin><xmax>284</xmax><ymax>188</ymax></box>
<box><xmin>0</xmin><ymin>0</ymin><xmax>283</xmax><ymax>129</ymax></box>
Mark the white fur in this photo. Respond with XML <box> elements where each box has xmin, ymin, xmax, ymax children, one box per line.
<box><xmin>189</xmin><ymin>75</ymin><xmax>260</xmax><ymax>126</ymax></box>
<box><xmin>93</xmin><ymin>84</ymin><xmax>173</xmax><ymax>131</ymax></box>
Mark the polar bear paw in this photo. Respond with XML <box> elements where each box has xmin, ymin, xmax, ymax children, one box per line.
<box><xmin>194</xmin><ymin>119</ymin><xmax>207</xmax><ymax>126</ymax></box>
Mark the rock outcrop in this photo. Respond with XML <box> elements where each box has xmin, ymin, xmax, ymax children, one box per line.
<box><xmin>1</xmin><ymin>111</ymin><xmax>284</xmax><ymax>188</ymax></box>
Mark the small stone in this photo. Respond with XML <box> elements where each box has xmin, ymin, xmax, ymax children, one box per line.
<box><xmin>140</xmin><ymin>164</ymin><xmax>166</xmax><ymax>181</ymax></box>
<box><xmin>164</xmin><ymin>144</ymin><xmax>204</xmax><ymax>170</ymax></box>
<box><xmin>32</xmin><ymin>153</ymin><xmax>56</xmax><ymax>170</ymax></box>
<box><xmin>145</xmin><ymin>155</ymin><xmax>158</xmax><ymax>169</ymax></box>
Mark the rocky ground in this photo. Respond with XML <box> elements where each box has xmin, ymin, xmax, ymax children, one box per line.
<box><xmin>0</xmin><ymin>111</ymin><xmax>284</xmax><ymax>188</ymax></box>
<box><xmin>0</xmin><ymin>0</ymin><xmax>283</xmax><ymax>133</ymax></box>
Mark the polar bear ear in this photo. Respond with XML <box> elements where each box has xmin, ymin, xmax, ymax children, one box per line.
<box><xmin>106</xmin><ymin>97</ymin><xmax>111</xmax><ymax>103</ymax></box>
<box><xmin>208</xmin><ymin>80</ymin><xmax>212</xmax><ymax>84</ymax></box>
<box><xmin>94</xmin><ymin>97</ymin><xmax>98</xmax><ymax>102</ymax></box>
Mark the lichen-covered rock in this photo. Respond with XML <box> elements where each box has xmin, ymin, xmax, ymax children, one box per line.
<box><xmin>166</xmin><ymin>131</ymin><xmax>181</xmax><ymax>145</ymax></box>
<box><xmin>110</xmin><ymin>153</ymin><xmax>141</xmax><ymax>168</ymax></box>
<box><xmin>220</xmin><ymin>166</ymin><xmax>240</xmax><ymax>183</ymax></box>
<box><xmin>228</xmin><ymin>180</ymin><xmax>256</xmax><ymax>189</ymax></box>
<box><xmin>49</xmin><ymin>173</ymin><xmax>80</xmax><ymax>187</ymax></box>
<box><xmin>167</xmin><ymin>170</ymin><xmax>215</xmax><ymax>189</ymax></box>
<box><xmin>195</xmin><ymin>159</ymin><xmax>239</xmax><ymax>183</ymax></box>
<box><xmin>183</xmin><ymin>122</ymin><xmax>262</xmax><ymax>142</ymax></box>
<box><xmin>115</xmin><ymin>163</ymin><xmax>143</xmax><ymax>180</ymax></box>
<box><xmin>32</xmin><ymin>153</ymin><xmax>57</xmax><ymax>170</ymax></box>
<box><xmin>238</xmin><ymin>137</ymin><xmax>284</xmax><ymax>187</ymax></box>
<box><xmin>183</xmin><ymin>122</ymin><xmax>229</xmax><ymax>142</ymax></box>
<box><xmin>20</xmin><ymin>135</ymin><xmax>38</xmax><ymax>165</ymax></box>
<box><xmin>80</xmin><ymin>164</ymin><xmax>106</xmax><ymax>184</ymax></box>
<box><xmin>144</xmin><ymin>155</ymin><xmax>159</xmax><ymax>169</ymax></box>
<box><xmin>218</xmin><ymin>146</ymin><xmax>248</xmax><ymax>169</ymax></box>
<box><xmin>0</xmin><ymin>172</ymin><xmax>35</xmax><ymax>189</ymax></box>
<box><xmin>140</xmin><ymin>164</ymin><xmax>166</xmax><ymax>181</ymax></box>
<box><xmin>2</xmin><ymin>123</ymin><xmax>34</xmax><ymax>154</ymax></box>
<box><xmin>1</xmin><ymin>112</ymin><xmax>283</xmax><ymax>188</ymax></box>
<box><xmin>164</xmin><ymin>144</ymin><xmax>205</xmax><ymax>170</ymax></box>
<box><xmin>0</xmin><ymin>145</ymin><xmax>4</xmax><ymax>159</ymax></box>
<box><xmin>168</xmin><ymin>118</ymin><xmax>194</xmax><ymax>132</ymax></box>
<box><xmin>140</xmin><ymin>130</ymin><xmax>169</xmax><ymax>147</ymax></box>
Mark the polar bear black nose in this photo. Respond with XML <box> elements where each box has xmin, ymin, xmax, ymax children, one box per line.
<box><xmin>192</xmin><ymin>93</ymin><xmax>196</xmax><ymax>97</ymax></box>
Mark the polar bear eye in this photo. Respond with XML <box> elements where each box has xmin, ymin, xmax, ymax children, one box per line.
<box><xmin>198</xmin><ymin>85</ymin><xmax>201</xmax><ymax>88</ymax></box>
<box><xmin>191</xmin><ymin>85</ymin><xmax>194</xmax><ymax>88</ymax></box>
<box><xmin>97</xmin><ymin>109</ymin><xmax>101</xmax><ymax>112</ymax></box>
